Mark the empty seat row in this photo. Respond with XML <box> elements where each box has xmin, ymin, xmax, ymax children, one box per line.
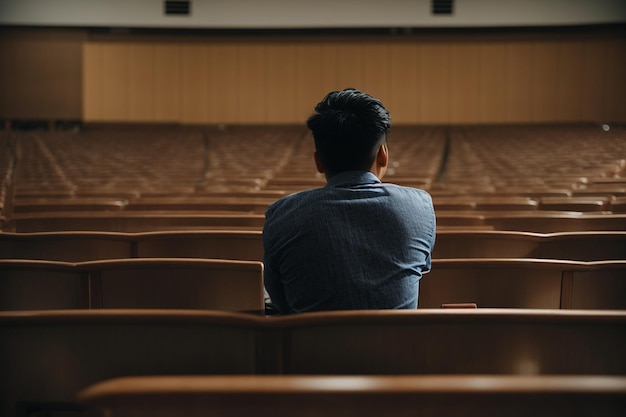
<box><xmin>4</xmin><ymin>229</ymin><xmax>623</xmax><ymax>263</ymax></box>
<box><xmin>9</xmin><ymin>195</ymin><xmax>626</xmax><ymax>216</ymax></box>
<box><xmin>2</xmin><ymin>309</ymin><xmax>625</xmax><ymax>416</ymax></box>
<box><xmin>0</xmin><ymin>258</ymin><xmax>264</xmax><ymax>312</ymax></box>
<box><xmin>2</xmin><ymin>258</ymin><xmax>625</xmax><ymax>311</ymax></box>
<box><xmin>77</xmin><ymin>374</ymin><xmax>626</xmax><ymax>417</ymax></box>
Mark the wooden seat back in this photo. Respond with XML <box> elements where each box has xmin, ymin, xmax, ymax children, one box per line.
<box><xmin>275</xmin><ymin>309</ymin><xmax>626</xmax><ymax>375</ymax></box>
<box><xmin>0</xmin><ymin>231</ymin><xmax>134</xmax><ymax>261</ymax></box>
<box><xmin>0</xmin><ymin>310</ymin><xmax>265</xmax><ymax>417</ymax></box>
<box><xmin>77</xmin><ymin>375</ymin><xmax>626</xmax><ymax>417</ymax></box>
<box><xmin>420</xmin><ymin>258</ymin><xmax>572</xmax><ymax>308</ymax></box>
<box><xmin>82</xmin><ymin>258</ymin><xmax>265</xmax><ymax>312</ymax></box>
<box><xmin>134</xmin><ymin>230</ymin><xmax>263</xmax><ymax>261</ymax></box>
<box><xmin>0</xmin><ymin>259</ymin><xmax>88</xmax><ymax>310</ymax></box>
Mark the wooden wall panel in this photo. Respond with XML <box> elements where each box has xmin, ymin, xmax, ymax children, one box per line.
<box><xmin>209</xmin><ymin>44</ymin><xmax>239</xmax><ymax>124</ymax></box>
<box><xmin>154</xmin><ymin>44</ymin><xmax>181</xmax><ymax>122</ymax></box>
<box><xmin>266</xmin><ymin>44</ymin><xmax>298</xmax><ymax>123</ymax></box>
<box><xmin>333</xmin><ymin>43</ymin><xmax>364</xmax><ymax>91</ymax></box>
<box><xmin>295</xmin><ymin>44</ymin><xmax>326</xmax><ymax>122</ymax></box>
<box><xmin>360</xmin><ymin>42</ymin><xmax>391</xmax><ymax>105</ymax></box>
<box><xmin>128</xmin><ymin>44</ymin><xmax>155</xmax><ymax>122</ymax></box>
<box><xmin>180</xmin><ymin>44</ymin><xmax>209</xmax><ymax>124</ymax></box>
<box><xmin>604</xmin><ymin>39</ymin><xmax>626</xmax><ymax>123</ymax></box>
<box><xmin>237</xmin><ymin>44</ymin><xmax>267</xmax><ymax>123</ymax></box>
<box><xmin>449</xmin><ymin>43</ymin><xmax>480</xmax><ymax>123</ymax></box>
<box><xmin>82</xmin><ymin>43</ymin><xmax>102</xmax><ymax>121</ymax></box>
<box><xmin>505</xmin><ymin>42</ymin><xmax>534</xmax><ymax>123</ymax></box>
<box><xmin>98</xmin><ymin>44</ymin><xmax>128</xmax><ymax>122</ymax></box>
<box><xmin>418</xmin><ymin>43</ymin><xmax>449</xmax><ymax>124</ymax></box>
<box><xmin>531</xmin><ymin>42</ymin><xmax>560</xmax><ymax>123</ymax></box>
<box><xmin>581</xmin><ymin>39</ymin><xmax>607</xmax><ymax>123</ymax></box>
<box><xmin>479</xmin><ymin>43</ymin><xmax>507</xmax><ymax>123</ymax></box>
<box><xmin>388</xmin><ymin>43</ymin><xmax>419</xmax><ymax>124</ymax></box>
<box><xmin>0</xmin><ymin>28</ymin><xmax>83</xmax><ymax>120</ymax></box>
<box><xmin>555</xmin><ymin>41</ymin><xmax>584</xmax><ymax>121</ymax></box>
<box><xmin>77</xmin><ymin>31</ymin><xmax>626</xmax><ymax>125</ymax></box>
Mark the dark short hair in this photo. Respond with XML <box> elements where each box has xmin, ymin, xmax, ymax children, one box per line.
<box><xmin>306</xmin><ymin>88</ymin><xmax>391</xmax><ymax>177</ymax></box>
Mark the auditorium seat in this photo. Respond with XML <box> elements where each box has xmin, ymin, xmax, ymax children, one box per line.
<box><xmin>609</xmin><ymin>196</ymin><xmax>626</xmax><ymax>213</ymax></box>
<box><xmin>534</xmin><ymin>231</ymin><xmax>626</xmax><ymax>261</ymax></box>
<box><xmin>276</xmin><ymin>309</ymin><xmax>626</xmax><ymax>375</ymax></box>
<box><xmin>0</xmin><ymin>259</ymin><xmax>89</xmax><ymax>310</ymax></box>
<box><xmin>539</xmin><ymin>196</ymin><xmax>611</xmax><ymax>212</ymax></box>
<box><xmin>12</xmin><ymin>198</ymin><xmax>128</xmax><ymax>214</ymax></box>
<box><xmin>432</xmin><ymin>231</ymin><xmax>540</xmax><ymax>258</ymax></box>
<box><xmin>0</xmin><ymin>259</ymin><xmax>88</xmax><ymax>310</ymax></box>
<box><xmin>420</xmin><ymin>258</ymin><xmax>626</xmax><ymax>309</ymax></box>
<box><xmin>0</xmin><ymin>231</ymin><xmax>134</xmax><ymax>261</ymax></box>
<box><xmin>483</xmin><ymin>212</ymin><xmax>626</xmax><ymax>232</ymax></box>
<box><xmin>0</xmin><ymin>309</ymin><xmax>265</xmax><ymax>417</ymax></box>
<box><xmin>135</xmin><ymin>230</ymin><xmax>263</xmax><ymax>261</ymax></box>
<box><xmin>473</xmin><ymin>197</ymin><xmax>539</xmax><ymax>211</ymax></box>
<box><xmin>82</xmin><ymin>258</ymin><xmax>265</xmax><ymax>312</ymax></box>
<box><xmin>124</xmin><ymin>196</ymin><xmax>273</xmax><ymax>214</ymax></box>
<box><xmin>434</xmin><ymin>230</ymin><xmax>626</xmax><ymax>261</ymax></box>
<box><xmin>77</xmin><ymin>374</ymin><xmax>626</xmax><ymax>417</ymax></box>
<box><xmin>2</xmin><ymin>309</ymin><xmax>625</xmax><ymax>416</ymax></box>
<box><xmin>420</xmin><ymin>258</ymin><xmax>567</xmax><ymax>309</ymax></box>
<box><xmin>7</xmin><ymin>212</ymin><xmax>266</xmax><ymax>232</ymax></box>
<box><xmin>570</xmin><ymin>260</ymin><xmax>626</xmax><ymax>309</ymax></box>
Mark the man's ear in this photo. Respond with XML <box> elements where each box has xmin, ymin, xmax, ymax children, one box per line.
<box><xmin>313</xmin><ymin>151</ymin><xmax>325</xmax><ymax>174</ymax></box>
<box><xmin>377</xmin><ymin>143</ymin><xmax>389</xmax><ymax>168</ymax></box>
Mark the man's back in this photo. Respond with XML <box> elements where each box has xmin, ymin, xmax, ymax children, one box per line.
<box><xmin>263</xmin><ymin>171</ymin><xmax>436</xmax><ymax>314</ymax></box>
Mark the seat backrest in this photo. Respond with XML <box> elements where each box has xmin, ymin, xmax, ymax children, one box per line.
<box><xmin>419</xmin><ymin>258</ymin><xmax>575</xmax><ymax>308</ymax></box>
<box><xmin>569</xmin><ymin>260</ymin><xmax>626</xmax><ymax>309</ymax></box>
<box><xmin>484</xmin><ymin>213</ymin><xmax>626</xmax><ymax>232</ymax></box>
<box><xmin>0</xmin><ymin>310</ymin><xmax>264</xmax><ymax>417</ymax></box>
<box><xmin>0</xmin><ymin>231</ymin><xmax>134</xmax><ymax>261</ymax></box>
<box><xmin>432</xmin><ymin>231</ymin><xmax>540</xmax><ymax>258</ymax></box>
<box><xmin>0</xmin><ymin>259</ymin><xmax>87</xmax><ymax>310</ymax></box>
<box><xmin>76</xmin><ymin>375</ymin><xmax>626</xmax><ymax>417</ymax></box>
<box><xmin>535</xmin><ymin>231</ymin><xmax>626</xmax><ymax>261</ymax></box>
<box><xmin>275</xmin><ymin>309</ymin><xmax>626</xmax><ymax>375</ymax></box>
<box><xmin>135</xmin><ymin>230</ymin><xmax>263</xmax><ymax>261</ymax></box>
<box><xmin>81</xmin><ymin>258</ymin><xmax>265</xmax><ymax>312</ymax></box>
<box><xmin>7</xmin><ymin>212</ymin><xmax>266</xmax><ymax>232</ymax></box>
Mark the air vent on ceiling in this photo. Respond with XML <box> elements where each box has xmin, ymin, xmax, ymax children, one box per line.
<box><xmin>164</xmin><ymin>0</ymin><xmax>191</xmax><ymax>16</ymax></box>
<box><xmin>432</xmin><ymin>0</ymin><xmax>454</xmax><ymax>15</ymax></box>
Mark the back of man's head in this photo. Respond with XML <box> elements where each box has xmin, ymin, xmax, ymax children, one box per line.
<box><xmin>307</xmin><ymin>88</ymin><xmax>391</xmax><ymax>177</ymax></box>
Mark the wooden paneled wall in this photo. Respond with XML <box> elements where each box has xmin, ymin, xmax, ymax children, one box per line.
<box><xmin>82</xmin><ymin>34</ymin><xmax>626</xmax><ymax>124</ymax></box>
<box><xmin>0</xmin><ymin>28</ymin><xmax>84</xmax><ymax>120</ymax></box>
<box><xmin>1</xmin><ymin>27</ymin><xmax>624</xmax><ymax>124</ymax></box>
